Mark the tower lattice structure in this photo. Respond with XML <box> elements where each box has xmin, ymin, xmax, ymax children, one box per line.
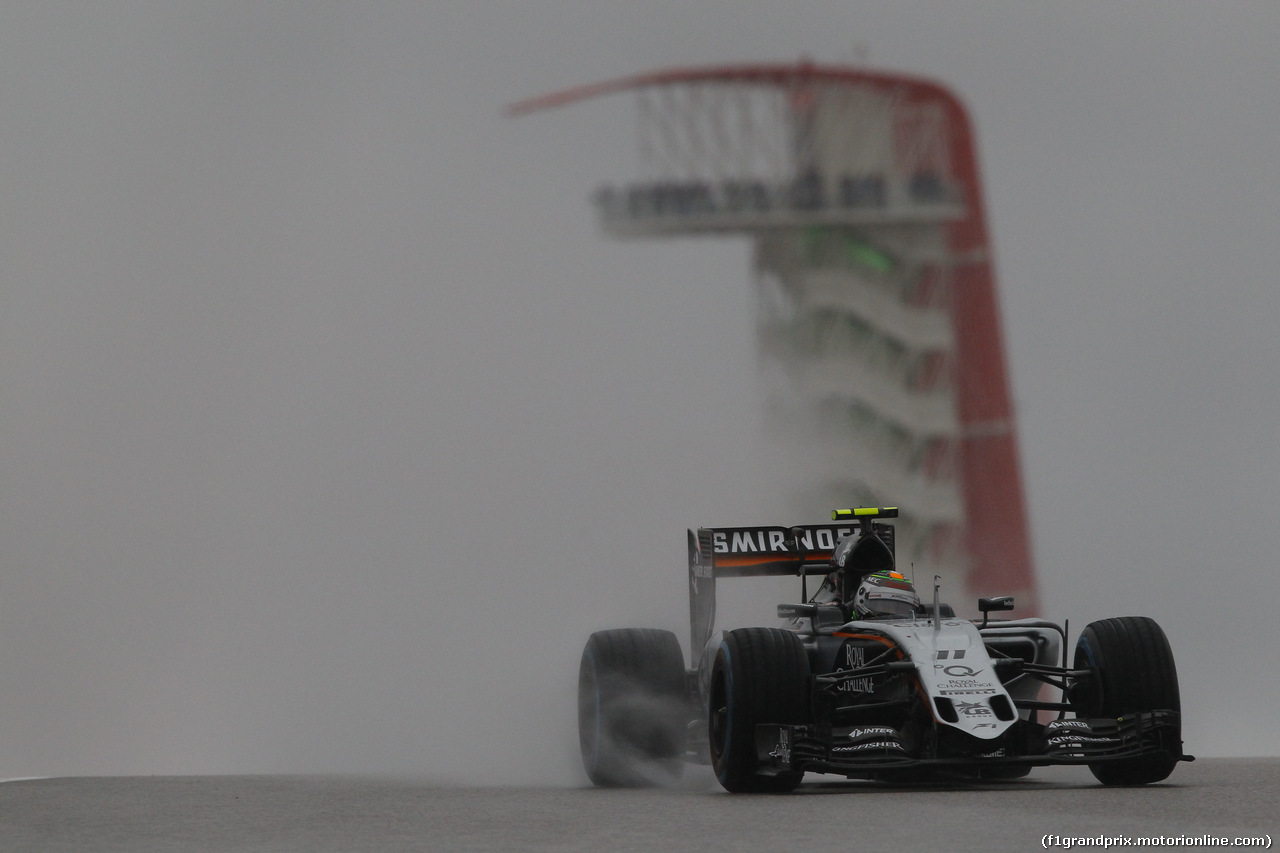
<box><xmin>512</xmin><ymin>63</ymin><xmax>1037</xmax><ymax>612</ymax></box>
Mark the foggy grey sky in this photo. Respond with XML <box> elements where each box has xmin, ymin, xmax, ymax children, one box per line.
<box><xmin>1</xmin><ymin>2</ymin><xmax>1277</xmax><ymax>783</ymax></box>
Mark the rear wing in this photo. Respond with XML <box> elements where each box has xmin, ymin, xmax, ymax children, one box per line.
<box><xmin>687</xmin><ymin>508</ymin><xmax>897</xmax><ymax>662</ymax></box>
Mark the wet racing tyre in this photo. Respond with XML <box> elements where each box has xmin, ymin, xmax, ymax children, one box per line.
<box><xmin>578</xmin><ymin>628</ymin><xmax>688</xmax><ymax>787</ymax></box>
<box><xmin>709</xmin><ymin>627</ymin><xmax>811</xmax><ymax>793</ymax></box>
<box><xmin>1073</xmin><ymin>616</ymin><xmax>1182</xmax><ymax>785</ymax></box>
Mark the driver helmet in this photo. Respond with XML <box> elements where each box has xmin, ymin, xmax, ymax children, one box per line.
<box><xmin>853</xmin><ymin>570</ymin><xmax>920</xmax><ymax>619</ymax></box>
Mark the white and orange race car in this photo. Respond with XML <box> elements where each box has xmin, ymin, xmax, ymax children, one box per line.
<box><xmin>578</xmin><ymin>507</ymin><xmax>1190</xmax><ymax>792</ymax></box>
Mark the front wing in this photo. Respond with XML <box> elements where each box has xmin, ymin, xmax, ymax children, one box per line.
<box><xmin>756</xmin><ymin>712</ymin><xmax>1183</xmax><ymax>778</ymax></box>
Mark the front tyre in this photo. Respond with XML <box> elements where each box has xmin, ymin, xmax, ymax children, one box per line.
<box><xmin>709</xmin><ymin>627</ymin><xmax>810</xmax><ymax>793</ymax></box>
<box><xmin>1073</xmin><ymin>616</ymin><xmax>1182</xmax><ymax>785</ymax></box>
<box><xmin>578</xmin><ymin>628</ymin><xmax>687</xmax><ymax>787</ymax></box>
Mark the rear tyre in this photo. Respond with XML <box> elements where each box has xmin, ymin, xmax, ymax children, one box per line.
<box><xmin>1073</xmin><ymin>616</ymin><xmax>1181</xmax><ymax>785</ymax></box>
<box><xmin>578</xmin><ymin>628</ymin><xmax>687</xmax><ymax>787</ymax></box>
<box><xmin>708</xmin><ymin>627</ymin><xmax>810</xmax><ymax>793</ymax></box>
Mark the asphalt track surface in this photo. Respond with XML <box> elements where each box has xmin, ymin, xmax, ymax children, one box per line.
<box><xmin>1</xmin><ymin>759</ymin><xmax>1274</xmax><ymax>852</ymax></box>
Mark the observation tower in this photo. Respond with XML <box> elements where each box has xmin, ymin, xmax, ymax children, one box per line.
<box><xmin>511</xmin><ymin>63</ymin><xmax>1037</xmax><ymax>612</ymax></box>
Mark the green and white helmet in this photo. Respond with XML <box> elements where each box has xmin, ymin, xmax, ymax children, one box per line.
<box><xmin>853</xmin><ymin>570</ymin><xmax>920</xmax><ymax>618</ymax></box>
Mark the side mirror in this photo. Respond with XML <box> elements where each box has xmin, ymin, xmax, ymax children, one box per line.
<box><xmin>978</xmin><ymin>596</ymin><xmax>1015</xmax><ymax>628</ymax></box>
<box><xmin>979</xmin><ymin>596</ymin><xmax>1015</xmax><ymax>613</ymax></box>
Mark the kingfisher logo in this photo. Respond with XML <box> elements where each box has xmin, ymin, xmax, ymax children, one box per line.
<box><xmin>832</xmin><ymin>741</ymin><xmax>905</xmax><ymax>753</ymax></box>
<box><xmin>768</xmin><ymin>729</ymin><xmax>791</xmax><ymax>764</ymax></box>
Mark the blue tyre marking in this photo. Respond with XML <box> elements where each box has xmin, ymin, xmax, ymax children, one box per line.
<box><xmin>1077</xmin><ymin>635</ymin><xmax>1096</xmax><ymax>668</ymax></box>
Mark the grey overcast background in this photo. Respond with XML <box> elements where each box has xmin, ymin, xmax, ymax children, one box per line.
<box><xmin>1</xmin><ymin>2</ymin><xmax>1277</xmax><ymax>783</ymax></box>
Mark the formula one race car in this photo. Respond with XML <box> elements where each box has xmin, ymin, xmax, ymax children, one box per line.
<box><xmin>577</xmin><ymin>507</ymin><xmax>1191</xmax><ymax>792</ymax></box>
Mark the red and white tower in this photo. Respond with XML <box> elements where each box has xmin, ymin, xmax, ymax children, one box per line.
<box><xmin>512</xmin><ymin>63</ymin><xmax>1037</xmax><ymax>612</ymax></box>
